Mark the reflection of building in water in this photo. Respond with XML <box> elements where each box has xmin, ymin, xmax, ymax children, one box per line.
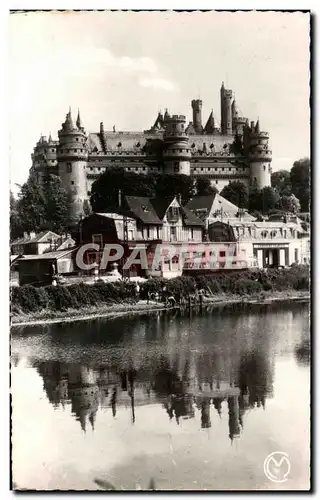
<box><xmin>295</xmin><ymin>339</ymin><xmax>310</xmax><ymax>366</ymax></box>
<box><xmin>200</xmin><ymin>398</ymin><xmax>211</xmax><ymax>429</ymax></box>
<box><xmin>34</xmin><ymin>345</ymin><xmax>274</xmax><ymax>440</ymax></box>
<box><xmin>36</xmin><ymin>361</ymin><xmax>70</xmax><ymax>408</ymax></box>
<box><xmin>228</xmin><ymin>396</ymin><xmax>241</xmax><ymax>441</ymax></box>
<box><xmin>237</xmin><ymin>350</ymin><xmax>273</xmax><ymax>409</ymax></box>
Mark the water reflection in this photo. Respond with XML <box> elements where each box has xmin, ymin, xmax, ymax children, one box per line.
<box><xmin>33</xmin><ymin>346</ymin><xmax>274</xmax><ymax>442</ymax></box>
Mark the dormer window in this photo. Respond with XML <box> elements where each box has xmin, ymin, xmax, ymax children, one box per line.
<box><xmin>167</xmin><ymin>206</ymin><xmax>180</xmax><ymax>221</ymax></box>
<box><xmin>141</xmin><ymin>205</ymin><xmax>149</xmax><ymax>213</ymax></box>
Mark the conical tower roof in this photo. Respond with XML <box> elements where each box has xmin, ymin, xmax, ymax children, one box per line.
<box><xmin>63</xmin><ymin>108</ymin><xmax>75</xmax><ymax>131</ymax></box>
<box><xmin>255</xmin><ymin>119</ymin><xmax>260</xmax><ymax>133</ymax></box>
<box><xmin>204</xmin><ymin>110</ymin><xmax>215</xmax><ymax>134</ymax></box>
<box><xmin>76</xmin><ymin>109</ymin><xmax>83</xmax><ymax>129</ymax></box>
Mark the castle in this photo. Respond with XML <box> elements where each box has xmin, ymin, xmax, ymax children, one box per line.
<box><xmin>30</xmin><ymin>82</ymin><xmax>272</xmax><ymax>223</ymax></box>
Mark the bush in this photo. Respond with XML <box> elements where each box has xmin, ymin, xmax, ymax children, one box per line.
<box><xmin>11</xmin><ymin>285</ymin><xmax>48</xmax><ymax>312</ymax></box>
<box><xmin>45</xmin><ymin>285</ymin><xmax>77</xmax><ymax>311</ymax></box>
<box><xmin>232</xmin><ymin>279</ymin><xmax>263</xmax><ymax>295</ymax></box>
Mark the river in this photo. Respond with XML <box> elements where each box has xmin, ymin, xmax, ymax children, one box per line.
<box><xmin>11</xmin><ymin>301</ymin><xmax>310</xmax><ymax>491</ymax></box>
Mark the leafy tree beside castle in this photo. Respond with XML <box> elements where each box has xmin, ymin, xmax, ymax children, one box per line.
<box><xmin>271</xmin><ymin>169</ymin><xmax>291</xmax><ymax>196</ymax></box>
<box><xmin>220</xmin><ymin>181</ymin><xmax>249</xmax><ymax>209</ymax></box>
<box><xmin>290</xmin><ymin>158</ymin><xmax>310</xmax><ymax>212</ymax></box>
<box><xmin>10</xmin><ymin>173</ymin><xmax>69</xmax><ymax>240</ymax></box>
<box><xmin>279</xmin><ymin>194</ymin><xmax>301</xmax><ymax>214</ymax></box>
<box><xmin>90</xmin><ymin>168</ymin><xmax>198</xmax><ymax>211</ymax></box>
<box><xmin>248</xmin><ymin>186</ymin><xmax>280</xmax><ymax>214</ymax></box>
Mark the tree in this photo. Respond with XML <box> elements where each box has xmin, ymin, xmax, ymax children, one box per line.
<box><xmin>10</xmin><ymin>173</ymin><xmax>69</xmax><ymax>239</ymax></box>
<box><xmin>42</xmin><ymin>173</ymin><xmax>69</xmax><ymax>234</ymax></box>
<box><xmin>10</xmin><ymin>191</ymin><xmax>23</xmax><ymax>241</ymax></box>
<box><xmin>271</xmin><ymin>169</ymin><xmax>292</xmax><ymax>196</ymax></box>
<box><xmin>248</xmin><ymin>186</ymin><xmax>280</xmax><ymax>214</ymax></box>
<box><xmin>16</xmin><ymin>172</ymin><xmax>46</xmax><ymax>234</ymax></box>
<box><xmin>220</xmin><ymin>181</ymin><xmax>249</xmax><ymax>208</ymax></box>
<box><xmin>249</xmin><ymin>186</ymin><xmax>262</xmax><ymax>213</ymax></box>
<box><xmin>280</xmin><ymin>194</ymin><xmax>301</xmax><ymax>214</ymax></box>
<box><xmin>260</xmin><ymin>186</ymin><xmax>280</xmax><ymax>214</ymax></box>
<box><xmin>155</xmin><ymin>173</ymin><xmax>196</xmax><ymax>204</ymax></box>
<box><xmin>90</xmin><ymin>168</ymin><xmax>197</xmax><ymax>211</ymax></box>
<box><xmin>290</xmin><ymin>158</ymin><xmax>310</xmax><ymax>212</ymax></box>
<box><xmin>90</xmin><ymin>167</ymin><xmax>157</xmax><ymax>212</ymax></box>
<box><xmin>195</xmin><ymin>177</ymin><xmax>218</xmax><ymax>196</ymax></box>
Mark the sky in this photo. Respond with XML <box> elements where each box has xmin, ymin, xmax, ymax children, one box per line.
<box><xmin>8</xmin><ymin>10</ymin><xmax>310</xmax><ymax>193</ymax></box>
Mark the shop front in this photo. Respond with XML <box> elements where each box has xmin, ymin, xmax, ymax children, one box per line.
<box><xmin>253</xmin><ymin>243</ymin><xmax>290</xmax><ymax>268</ymax></box>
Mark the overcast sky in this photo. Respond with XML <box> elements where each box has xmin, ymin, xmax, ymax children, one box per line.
<box><xmin>9</xmin><ymin>10</ymin><xmax>310</xmax><ymax>192</ymax></box>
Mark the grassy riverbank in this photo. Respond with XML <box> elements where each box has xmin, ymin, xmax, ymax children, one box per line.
<box><xmin>11</xmin><ymin>290</ymin><xmax>309</xmax><ymax>327</ymax></box>
<box><xmin>11</xmin><ymin>266</ymin><xmax>309</xmax><ymax>327</ymax></box>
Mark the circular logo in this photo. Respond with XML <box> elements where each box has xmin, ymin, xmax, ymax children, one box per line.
<box><xmin>264</xmin><ymin>452</ymin><xmax>291</xmax><ymax>483</ymax></box>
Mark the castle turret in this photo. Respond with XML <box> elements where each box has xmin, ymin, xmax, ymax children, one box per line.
<box><xmin>248</xmin><ymin>120</ymin><xmax>272</xmax><ymax>188</ymax></box>
<box><xmin>162</xmin><ymin>115</ymin><xmax>191</xmax><ymax>175</ymax></box>
<box><xmin>191</xmin><ymin>99</ymin><xmax>203</xmax><ymax>134</ymax></box>
<box><xmin>99</xmin><ymin>122</ymin><xmax>107</xmax><ymax>154</ymax></box>
<box><xmin>220</xmin><ymin>82</ymin><xmax>233</xmax><ymax>136</ymax></box>
<box><xmin>231</xmin><ymin>100</ymin><xmax>247</xmax><ymax>137</ymax></box>
<box><xmin>57</xmin><ymin>108</ymin><xmax>88</xmax><ymax>225</ymax></box>
<box><xmin>31</xmin><ymin>134</ymin><xmax>59</xmax><ymax>183</ymax></box>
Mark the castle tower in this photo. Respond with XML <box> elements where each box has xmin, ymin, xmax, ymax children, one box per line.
<box><xmin>248</xmin><ymin>120</ymin><xmax>272</xmax><ymax>188</ymax></box>
<box><xmin>57</xmin><ymin>108</ymin><xmax>88</xmax><ymax>225</ymax></box>
<box><xmin>220</xmin><ymin>82</ymin><xmax>233</xmax><ymax>136</ymax></box>
<box><xmin>191</xmin><ymin>99</ymin><xmax>203</xmax><ymax>134</ymax></box>
<box><xmin>31</xmin><ymin>134</ymin><xmax>59</xmax><ymax>183</ymax></box>
<box><xmin>231</xmin><ymin>100</ymin><xmax>247</xmax><ymax>137</ymax></box>
<box><xmin>162</xmin><ymin>115</ymin><xmax>191</xmax><ymax>175</ymax></box>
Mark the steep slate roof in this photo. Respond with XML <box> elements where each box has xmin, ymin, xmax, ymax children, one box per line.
<box><xmin>149</xmin><ymin>196</ymin><xmax>176</xmax><ymax>220</ymax></box>
<box><xmin>123</xmin><ymin>195</ymin><xmax>204</xmax><ymax>226</ymax></box>
<box><xmin>125</xmin><ymin>196</ymin><xmax>162</xmax><ymax>224</ymax></box>
<box><xmin>181</xmin><ymin>206</ymin><xmax>205</xmax><ymax>226</ymax></box>
<box><xmin>186</xmin><ymin>194</ymin><xmax>217</xmax><ymax>214</ymax></box>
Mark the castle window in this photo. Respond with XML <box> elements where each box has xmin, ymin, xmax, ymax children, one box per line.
<box><xmin>71</xmin><ymin>181</ymin><xmax>74</xmax><ymax>185</ymax></box>
<box><xmin>87</xmin><ymin>191</ymin><xmax>91</xmax><ymax>196</ymax></box>
<box><xmin>67</xmin><ymin>163</ymin><xmax>72</xmax><ymax>173</ymax></box>
<box><xmin>76</xmin><ymin>138</ymin><xmax>79</xmax><ymax>141</ymax></box>
<box><xmin>90</xmin><ymin>167</ymin><xmax>93</xmax><ymax>171</ymax></box>
<box><xmin>74</xmin><ymin>149</ymin><xmax>77</xmax><ymax>153</ymax></box>
<box><xmin>215</xmin><ymin>168</ymin><xmax>217</xmax><ymax>171</ymax></box>
<box><xmin>52</xmin><ymin>149</ymin><xmax>54</xmax><ymax>152</ymax></box>
<box><xmin>264</xmin><ymin>165</ymin><xmax>266</xmax><ymax>170</ymax></box>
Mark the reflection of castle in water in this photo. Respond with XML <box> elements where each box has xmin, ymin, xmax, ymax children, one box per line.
<box><xmin>34</xmin><ymin>349</ymin><xmax>273</xmax><ymax>442</ymax></box>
